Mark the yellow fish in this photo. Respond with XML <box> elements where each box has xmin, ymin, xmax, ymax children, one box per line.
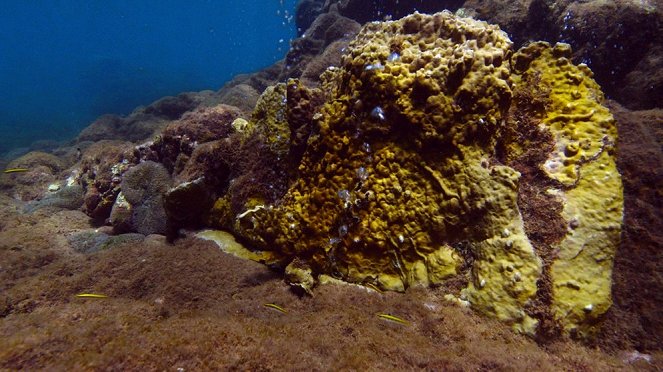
<box><xmin>264</xmin><ymin>303</ymin><xmax>287</xmax><ymax>313</ymax></box>
<box><xmin>377</xmin><ymin>313</ymin><xmax>409</xmax><ymax>325</ymax></box>
<box><xmin>365</xmin><ymin>283</ymin><xmax>384</xmax><ymax>293</ymax></box>
<box><xmin>76</xmin><ymin>293</ymin><xmax>108</xmax><ymax>298</ymax></box>
<box><xmin>3</xmin><ymin>168</ymin><xmax>29</xmax><ymax>174</ymax></box>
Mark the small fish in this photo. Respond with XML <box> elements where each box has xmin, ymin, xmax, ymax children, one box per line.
<box><xmin>377</xmin><ymin>313</ymin><xmax>409</xmax><ymax>325</ymax></box>
<box><xmin>264</xmin><ymin>303</ymin><xmax>287</xmax><ymax>313</ymax></box>
<box><xmin>76</xmin><ymin>293</ymin><xmax>108</xmax><ymax>298</ymax></box>
<box><xmin>365</xmin><ymin>283</ymin><xmax>383</xmax><ymax>293</ymax></box>
<box><xmin>3</xmin><ymin>168</ymin><xmax>29</xmax><ymax>174</ymax></box>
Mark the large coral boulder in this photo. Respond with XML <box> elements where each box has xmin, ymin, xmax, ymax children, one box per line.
<box><xmin>229</xmin><ymin>11</ymin><xmax>623</xmax><ymax>339</ymax></box>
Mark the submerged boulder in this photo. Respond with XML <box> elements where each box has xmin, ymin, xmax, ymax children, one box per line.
<box><xmin>111</xmin><ymin>161</ymin><xmax>171</xmax><ymax>235</ymax></box>
<box><xmin>223</xmin><ymin>11</ymin><xmax>622</xmax><ymax>339</ymax></box>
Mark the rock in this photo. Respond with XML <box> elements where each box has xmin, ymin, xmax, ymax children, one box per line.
<box><xmin>0</xmin><ymin>151</ymin><xmax>67</xmax><ymax>201</ymax></box>
<box><xmin>67</xmin><ymin>230</ymin><xmax>110</xmax><ymax>254</ymax></box>
<box><xmin>143</xmin><ymin>92</ymin><xmax>206</xmax><ymax>120</ymax></box>
<box><xmin>553</xmin><ymin>0</ymin><xmax>662</xmax><ymax>110</ymax></box>
<box><xmin>461</xmin><ymin>0</ymin><xmax>554</xmax><ymax>46</ymax></box>
<box><xmin>116</xmin><ymin>161</ymin><xmax>171</xmax><ymax>235</ymax></box>
<box><xmin>615</xmin><ymin>44</ymin><xmax>663</xmax><ymax>110</ymax></box>
<box><xmin>280</xmin><ymin>12</ymin><xmax>361</xmax><ymax>84</ymax></box>
<box><xmin>598</xmin><ymin>102</ymin><xmax>663</xmax><ymax>351</ymax></box>
<box><xmin>4</xmin><ymin>151</ymin><xmax>65</xmax><ymax>173</ymax></box>
<box><xmin>154</xmin><ymin>104</ymin><xmax>243</xmax><ymax>173</ymax></box>
<box><xmin>221</xmin><ymin>62</ymin><xmax>285</xmax><ymax>96</ymax></box>
<box><xmin>322</xmin><ymin>0</ymin><xmax>465</xmax><ymax>24</ymax></box>
<box><xmin>23</xmin><ymin>185</ymin><xmax>84</xmax><ymax>213</ymax></box>
<box><xmin>77</xmin><ymin>114</ymin><xmax>126</xmax><ymax>142</ymax></box>
<box><xmin>67</xmin><ymin>229</ymin><xmax>145</xmax><ymax>254</ymax></box>
<box><xmin>299</xmin><ymin>40</ymin><xmax>350</xmax><ymax>87</ymax></box>
<box><xmin>109</xmin><ymin>192</ymin><xmax>133</xmax><ymax>233</ymax></box>
<box><xmin>78</xmin><ymin>140</ymin><xmax>136</xmax><ymax>221</ymax></box>
<box><xmin>77</xmin><ymin>91</ymin><xmax>224</xmax><ymax>144</ymax></box>
<box><xmin>295</xmin><ymin>0</ymin><xmax>326</xmax><ymax>35</ymax></box>
<box><xmin>217</xmin><ymin>84</ymin><xmax>261</xmax><ymax>114</ymax></box>
<box><xmin>77</xmin><ymin>112</ymin><xmax>168</xmax><ymax>143</ymax></box>
<box><xmin>163</xmin><ymin>177</ymin><xmax>214</xmax><ymax>232</ymax></box>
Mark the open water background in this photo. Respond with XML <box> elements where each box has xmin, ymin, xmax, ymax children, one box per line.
<box><xmin>0</xmin><ymin>0</ymin><xmax>297</xmax><ymax>155</ymax></box>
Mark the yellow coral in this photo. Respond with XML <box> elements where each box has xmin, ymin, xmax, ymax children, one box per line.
<box><xmin>228</xmin><ymin>14</ymin><xmax>622</xmax><ymax>338</ymax></box>
<box><xmin>511</xmin><ymin>42</ymin><xmax>623</xmax><ymax>338</ymax></box>
<box><xmin>234</xmin><ymin>11</ymin><xmax>543</xmax><ymax>333</ymax></box>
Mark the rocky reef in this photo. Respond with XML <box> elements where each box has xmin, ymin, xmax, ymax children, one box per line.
<box><xmin>17</xmin><ymin>10</ymin><xmax>623</xmax><ymax>340</ymax></box>
<box><xmin>2</xmin><ymin>2</ymin><xmax>660</xmax><ymax>361</ymax></box>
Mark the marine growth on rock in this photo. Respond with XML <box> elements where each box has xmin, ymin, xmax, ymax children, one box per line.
<box><xmin>209</xmin><ymin>11</ymin><xmax>624</xmax><ymax>339</ymax></box>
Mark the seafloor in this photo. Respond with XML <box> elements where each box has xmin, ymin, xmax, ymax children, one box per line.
<box><xmin>2</xmin><ymin>1</ymin><xmax>663</xmax><ymax>370</ymax></box>
<box><xmin>0</xmin><ymin>195</ymin><xmax>660</xmax><ymax>370</ymax></box>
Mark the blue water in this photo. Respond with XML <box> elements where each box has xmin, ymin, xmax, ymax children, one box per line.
<box><xmin>0</xmin><ymin>0</ymin><xmax>297</xmax><ymax>156</ymax></box>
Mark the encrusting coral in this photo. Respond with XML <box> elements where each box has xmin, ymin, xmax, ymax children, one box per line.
<box><xmin>510</xmin><ymin>42</ymin><xmax>623</xmax><ymax>339</ymax></box>
<box><xmin>214</xmin><ymin>11</ymin><xmax>623</xmax><ymax>338</ymax></box>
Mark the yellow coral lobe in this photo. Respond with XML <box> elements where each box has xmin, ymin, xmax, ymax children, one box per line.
<box><xmin>3</xmin><ymin>168</ymin><xmax>29</xmax><ymax>173</ymax></box>
<box><xmin>76</xmin><ymin>293</ymin><xmax>108</xmax><ymax>298</ymax></box>
<box><xmin>264</xmin><ymin>303</ymin><xmax>287</xmax><ymax>313</ymax></box>
<box><xmin>511</xmin><ymin>42</ymin><xmax>623</xmax><ymax>338</ymax></box>
<box><xmin>377</xmin><ymin>313</ymin><xmax>409</xmax><ymax>325</ymax></box>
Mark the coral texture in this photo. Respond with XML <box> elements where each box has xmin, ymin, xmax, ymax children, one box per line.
<box><xmin>228</xmin><ymin>11</ymin><xmax>622</xmax><ymax>337</ymax></box>
<box><xmin>509</xmin><ymin>42</ymin><xmax>623</xmax><ymax>338</ymax></box>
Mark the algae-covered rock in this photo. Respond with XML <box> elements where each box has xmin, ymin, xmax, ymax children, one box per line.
<box><xmin>79</xmin><ymin>140</ymin><xmax>137</xmax><ymax>221</ymax></box>
<box><xmin>115</xmin><ymin>161</ymin><xmax>171</xmax><ymax>235</ymax></box>
<box><xmin>228</xmin><ymin>11</ymin><xmax>622</xmax><ymax>338</ymax></box>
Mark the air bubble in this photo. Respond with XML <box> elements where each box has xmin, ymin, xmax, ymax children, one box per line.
<box><xmin>338</xmin><ymin>189</ymin><xmax>351</xmax><ymax>202</ymax></box>
<box><xmin>371</xmin><ymin>106</ymin><xmax>386</xmax><ymax>121</ymax></box>
<box><xmin>364</xmin><ymin>62</ymin><xmax>384</xmax><ymax>71</ymax></box>
<box><xmin>356</xmin><ymin>167</ymin><xmax>368</xmax><ymax>181</ymax></box>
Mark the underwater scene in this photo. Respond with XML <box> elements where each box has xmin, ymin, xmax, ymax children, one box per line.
<box><xmin>0</xmin><ymin>0</ymin><xmax>661</xmax><ymax>370</ymax></box>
